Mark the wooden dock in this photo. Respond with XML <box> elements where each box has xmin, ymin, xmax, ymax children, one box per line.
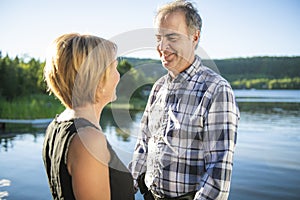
<box><xmin>0</xmin><ymin>118</ymin><xmax>52</xmax><ymax>130</ymax></box>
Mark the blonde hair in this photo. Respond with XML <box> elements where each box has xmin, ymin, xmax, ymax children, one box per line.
<box><xmin>44</xmin><ymin>33</ymin><xmax>117</xmax><ymax>108</ymax></box>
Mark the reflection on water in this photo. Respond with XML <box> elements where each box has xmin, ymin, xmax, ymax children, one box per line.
<box><xmin>100</xmin><ymin>108</ymin><xmax>141</xmax><ymax>142</ymax></box>
<box><xmin>0</xmin><ymin>132</ymin><xmax>41</xmax><ymax>151</ymax></box>
<box><xmin>0</xmin><ymin>90</ymin><xmax>300</xmax><ymax>200</ymax></box>
<box><xmin>0</xmin><ymin>179</ymin><xmax>10</xmax><ymax>199</ymax></box>
<box><xmin>0</xmin><ymin>132</ymin><xmax>51</xmax><ymax>199</ymax></box>
<box><xmin>230</xmin><ymin>110</ymin><xmax>300</xmax><ymax>200</ymax></box>
<box><xmin>235</xmin><ymin>89</ymin><xmax>300</xmax><ymax>102</ymax></box>
<box><xmin>0</xmin><ymin>136</ymin><xmax>14</xmax><ymax>152</ymax></box>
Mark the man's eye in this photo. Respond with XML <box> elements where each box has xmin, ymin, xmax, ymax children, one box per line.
<box><xmin>169</xmin><ymin>37</ymin><xmax>177</xmax><ymax>42</ymax></box>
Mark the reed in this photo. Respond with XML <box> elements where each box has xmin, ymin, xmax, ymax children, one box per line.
<box><xmin>0</xmin><ymin>94</ymin><xmax>64</xmax><ymax>119</ymax></box>
<box><xmin>0</xmin><ymin>94</ymin><xmax>146</xmax><ymax>120</ymax></box>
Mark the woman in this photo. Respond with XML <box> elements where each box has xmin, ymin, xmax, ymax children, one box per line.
<box><xmin>42</xmin><ymin>33</ymin><xmax>135</xmax><ymax>200</ymax></box>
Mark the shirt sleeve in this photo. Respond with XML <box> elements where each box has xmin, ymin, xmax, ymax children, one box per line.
<box><xmin>128</xmin><ymin>85</ymin><xmax>156</xmax><ymax>191</ymax></box>
<box><xmin>194</xmin><ymin>83</ymin><xmax>240</xmax><ymax>200</ymax></box>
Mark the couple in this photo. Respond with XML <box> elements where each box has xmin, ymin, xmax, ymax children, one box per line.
<box><xmin>42</xmin><ymin>1</ymin><xmax>240</xmax><ymax>200</ymax></box>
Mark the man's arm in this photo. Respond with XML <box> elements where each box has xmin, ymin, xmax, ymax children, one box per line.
<box><xmin>128</xmin><ymin>83</ymin><xmax>157</xmax><ymax>192</ymax></box>
<box><xmin>128</xmin><ymin>121</ymin><xmax>150</xmax><ymax>191</ymax></box>
<box><xmin>194</xmin><ymin>84</ymin><xmax>240</xmax><ymax>200</ymax></box>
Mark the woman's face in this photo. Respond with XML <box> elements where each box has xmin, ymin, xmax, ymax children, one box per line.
<box><xmin>102</xmin><ymin>59</ymin><xmax>120</xmax><ymax>102</ymax></box>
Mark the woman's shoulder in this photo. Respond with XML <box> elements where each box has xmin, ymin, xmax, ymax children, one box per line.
<box><xmin>69</xmin><ymin>126</ymin><xmax>110</xmax><ymax>166</ymax></box>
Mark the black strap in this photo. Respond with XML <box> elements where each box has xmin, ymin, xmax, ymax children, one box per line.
<box><xmin>137</xmin><ymin>173</ymin><xmax>155</xmax><ymax>200</ymax></box>
<box><xmin>73</xmin><ymin>118</ymin><xmax>100</xmax><ymax>130</ymax></box>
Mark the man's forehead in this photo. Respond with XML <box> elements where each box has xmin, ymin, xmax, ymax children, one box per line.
<box><xmin>155</xmin><ymin>28</ymin><xmax>187</xmax><ymax>37</ymax></box>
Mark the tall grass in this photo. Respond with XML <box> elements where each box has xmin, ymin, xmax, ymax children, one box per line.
<box><xmin>0</xmin><ymin>94</ymin><xmax>64</xmax><ymax>119</ymax></box>
<box><xmin>231</xmin><ymin>77</ymin><xmax>300</xmax><ymax>89</ymax></box>
<box><xmin>0</xmin><ymin>94</ymin><xmax>146</xmax><ymax>120</ymax></box>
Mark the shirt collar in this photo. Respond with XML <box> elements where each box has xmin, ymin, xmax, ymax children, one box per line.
<box><xmin>168</xmin><ymin>55</ymin><xmax>202</xmax><ymax>84</ymax></box>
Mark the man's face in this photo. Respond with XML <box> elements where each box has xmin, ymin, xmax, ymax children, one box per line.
<box><xmin>155</xmin><ymin>11</ymin><xmax>199</xmax><ymax>77</ymax></box>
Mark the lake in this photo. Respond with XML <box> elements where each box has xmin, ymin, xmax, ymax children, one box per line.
<box><xmin>0</xmin><ymin>89</ymin><xmax>300</xmax><ymax>200</ymax></box>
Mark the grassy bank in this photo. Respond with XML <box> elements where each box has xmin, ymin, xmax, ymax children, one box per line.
<box><xmin>0</xmin><ymin>94</ymin><xmax>64</xmax><ymax>119</ymax></box>
<box><xmin>2</xmin><ymin>93</ymin><xmax>299</xmax><ymax>119</ymax></box>
<box><xmin>238</xmin><ymin>101</ymin><xmax>300</xmax><ymax>113</ymax></box>
<box><xmin>0</xmin><ymin>94</ymin><xmax>146</xmax><ymax>119</ymax></box>
<box><xmin>231</xmin><ymin>77</ymin><xmax>300</xmax><ymax>89</ymax></box>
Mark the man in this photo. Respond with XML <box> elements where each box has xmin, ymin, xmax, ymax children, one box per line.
<box><xmin>129</xmin><ymin>1</ymin><xmax>240</xmax><ymax>199</ymax></box>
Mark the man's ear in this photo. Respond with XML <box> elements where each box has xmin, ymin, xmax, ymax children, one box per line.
<box><xmin>192</xmin><ymin>30</ymin><xmax>200</xmax><ymax>49</ymax></box>
<box><xmin>193</xmin><ymin>30</ymin><xmax>200</xmax><ymax>43</ymax></box>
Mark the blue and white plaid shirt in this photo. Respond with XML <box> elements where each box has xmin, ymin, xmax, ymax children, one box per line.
<box><xmin>129</xmin><ymin>55</ymin><xmax>240</xmax><ymax>200</ymax></box>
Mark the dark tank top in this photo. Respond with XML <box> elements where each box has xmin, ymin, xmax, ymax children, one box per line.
<box><xmin>42</xmin><ymin>117</ymin><xmax>135</xmax><ymax>200</ymax></box>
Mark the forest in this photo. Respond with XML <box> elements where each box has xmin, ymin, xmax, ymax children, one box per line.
<box><xmin>212</xmin><ymin>57</ymin><xmax>300</xmax><ymax>89</ymax></box>
<box><xmin>1</xmin><ymin>52</ymin><xmax>299</xmax><ymax>119</ymax></box>
<box><xmin>1</xmin><ymin>51</ymin><xmax>300</xmax><ymax>102</ymax></box>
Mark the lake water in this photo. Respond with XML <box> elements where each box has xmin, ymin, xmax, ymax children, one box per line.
<box><xmin>0</xmin><ymin>90</ymin><xmax>300</xmax><ymax>200</ymax></box>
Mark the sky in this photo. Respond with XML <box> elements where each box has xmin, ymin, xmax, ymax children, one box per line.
<box><xmin>1</xmin><ymin>0</ymin><xmax>300</xmax><ymax>60</ymax></box>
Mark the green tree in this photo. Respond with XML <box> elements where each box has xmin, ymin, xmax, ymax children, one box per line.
<box><xmin>117</xmin><ymin>59</ymin><xmax>132</xmax><ymax>77</ymax></box>
<box><xmin>0</xmin><ymin>55</ymin><xmax>19</xmax><ymax>100</ymax></box>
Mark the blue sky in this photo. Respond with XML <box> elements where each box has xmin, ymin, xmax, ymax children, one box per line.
<box><xmin>1</xmin><ymin>0</ymin><xmax>300</xmax><ymax>60</ymax></box>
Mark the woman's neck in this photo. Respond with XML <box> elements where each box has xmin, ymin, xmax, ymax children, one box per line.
<box><xmin>58</xmin><ymin>103</ymin><xmax>104</xmax><ymax>130</ymax></box>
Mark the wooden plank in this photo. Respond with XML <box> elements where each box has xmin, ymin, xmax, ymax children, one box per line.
<box><xmin>0</xmin><ymin>119</ymin><xmax>52</xmax><ymax>124</ymax></box>
<box><xmin>0</xmin><ymin>119</ymin><xmax>52</xmax><ymax>131</ymax></box>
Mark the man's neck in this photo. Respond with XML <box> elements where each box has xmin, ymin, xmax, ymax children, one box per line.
<box><xmin>168</xmin><ymin>55</ymin><xmax>196</xmax><ymax>79</ymax></box>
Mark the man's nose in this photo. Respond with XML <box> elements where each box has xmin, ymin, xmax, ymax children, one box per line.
<box><xmin>158</xmin><ymin>38</ymin><xmax>169</xmax><ymax>52</ymax></box>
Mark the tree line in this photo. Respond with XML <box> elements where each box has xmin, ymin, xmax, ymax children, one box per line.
<box><xmin>211</xmin><ymin>56</ymin><xmax>300</xmax><ymax>89</ymax></box>
<box><xmin>0</xmin><ymin>52</ymin><xmax>45</xmax><ymax>100</ymax></box>
<box><xmin>212</xmin><ymin>56</ymin><xmax>300</xmax><ymax>81</ymax></box>
<box><xmin>1</xmin><ymin>52</ymin><xmax>300</xmax><ymax>101</ymax></box>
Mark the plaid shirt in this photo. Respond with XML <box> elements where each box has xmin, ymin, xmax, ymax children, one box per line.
<box><xmin>129</xmin><ymin>55</ymin><xmax>240</xmax><ymax>200</ymax></box>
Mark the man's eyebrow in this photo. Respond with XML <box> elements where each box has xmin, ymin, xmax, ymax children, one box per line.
<box><xmin>165</xmin><ymin>33</ymin><xmax>180</xmax><ymax>37</ymax></box>
<box><xmin>155</xmin><ymin>33</ymin><xmax>180</xmax><ymax>37</ymax></box>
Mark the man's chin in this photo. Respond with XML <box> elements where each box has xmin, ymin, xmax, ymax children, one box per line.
<box><xmin>162</xmin><ymin>63</ymin><xmax>171</xmax><ymax>70</ymax></box>
<box><xmin>162</xmin><ymin>60</ymin><xmax>175</xmax><ymax>69</ymax></box>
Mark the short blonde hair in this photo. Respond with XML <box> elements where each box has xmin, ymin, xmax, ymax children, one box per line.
<box><xmin>44</xmin><ymin>33</ymin><xmax>117</xmax><ymax>108</ymax></box>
